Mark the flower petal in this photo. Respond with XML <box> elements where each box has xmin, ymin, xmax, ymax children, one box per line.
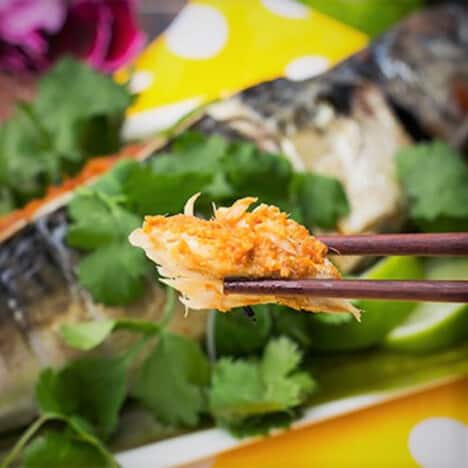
<box><xmin>100</xmin><ymin>0</ymin><xmax>146</xmax><ymax>72</ymax></box>
<box><xmin>0</xmin><ymin>0</ymin><xmax>65</xmax><ymax>44</ymax></box>
<box><xmin>49</xmin><ymin>0</ymin><xmax>112</xmax><ymax>70</ymax></box>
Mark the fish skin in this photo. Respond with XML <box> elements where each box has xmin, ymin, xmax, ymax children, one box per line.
<box><xmin>0</xmin><ymin>210</ymin><xmax>207</xmax><ymax>431</ymax></box>
<box><xmin>1</xmin><ymin>4</ymin><xmax>467</xmax><ymax>433</ymax></box>
<box><xmin>364</xmin><ymin>3</ymin><xmax>468</xmax><ymax>140</ymax></box>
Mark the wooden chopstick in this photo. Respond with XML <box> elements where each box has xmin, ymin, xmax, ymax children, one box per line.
<box><xmin>315</xmin><ymin>233</ymin><xmax>468</xmax><ymax>256</ymax></box>
<box><xmin>223</xmin><ymin>279</ymin><xmax>468</xmax><ymax>303</ymax></box>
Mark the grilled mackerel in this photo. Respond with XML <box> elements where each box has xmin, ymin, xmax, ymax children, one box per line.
<box><xmin>0</xmin><ymin>4</ymin><xmax>467</xmax><ymax>432</ymax></box>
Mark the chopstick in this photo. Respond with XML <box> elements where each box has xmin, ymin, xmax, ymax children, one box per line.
<box><xmin>223</xmin><ymin>233</ymin><xmax>468</xmax><ymax>302</ymax></box>
<box><xmin>315</xmin><ymin>233</ymin><xmax>468</xmax><ymax>256</ymax></box>
<box><xmin>223</xmin><ymin>279</ymin><xmax>468</xmax><ymax>303</ymax></box>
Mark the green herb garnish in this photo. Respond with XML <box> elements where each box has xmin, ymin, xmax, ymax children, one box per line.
<box><xmin>68</xmin><ymin>132</ymin><xmax>349</xmax><ymax>306</ymax></box>
<box><xmin>209</xmin><ymin>337</ymin><xmax>316</xmax><ymax>432</ymax></box>
<box><xmin>396</xmin><ymin>141</ymin><xmax>468</xmax><ymax>232</ymax></box>
<box><xmin>0</xmin><ymin>58</ymin><xmax>131</xmax><ymax>211</ymax></box>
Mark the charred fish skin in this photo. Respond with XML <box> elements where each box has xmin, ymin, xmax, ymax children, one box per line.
<box><xmin>206</xmin><ymin>4</ymin><xmax>468</xmax><ymax>142</ymax></box>
<box><xmin>365</xmin><ymin>3</ymin><xmax>468</xmax><ymax>141</ymax></box>
<box><xmin>204</xmin><ymin>79</ymin><xmax>411</xmax><ymax>241</ymax></box>
<box><xmin>0</xmin><ymin>211</ymin><xmax>87</xmax><ymax>366</ymax></box>
<box><xmin>0</xmin><ymin>210</ymin><xmax>89</xmax><ymax>429</ymax></box>
<box><xmin>0</xmin><ymin>210</ymin><xmax>206</xmax><ymax>431</ymax></box>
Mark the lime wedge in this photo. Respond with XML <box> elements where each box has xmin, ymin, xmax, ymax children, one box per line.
<box><xmin>308</xmin><ymin>256</ymin><xmax>424</xmax><ymax>351</ymax></box>
<box><xmin>385</xmin><ymin>259</ymin><xmax>468</xmax><ymax>352</ymax></box>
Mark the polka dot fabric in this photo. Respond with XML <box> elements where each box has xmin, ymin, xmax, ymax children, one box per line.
<box><xmin>213</xmin><ymin>378</ymin><xmax>468</xmax><ymax>468</ymax></box>
<box><xmin>117</xmin><ymin>0</ymin><xmax>368</xmax><ymax>139</ymax></box>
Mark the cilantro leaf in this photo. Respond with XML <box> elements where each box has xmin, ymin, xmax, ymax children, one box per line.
<box><xmin>222</xmin><ymin>142</ymin><xmax>292</xmax><ymax>204</ymax></box>
<box><xmin>34</xmin><ymin>57</ymin><xmax>132</xmax><ymax>161</ymax></box>
<box><xmin>93</xmin><ymin>159</ymin><xmax>141</xmax><ymax>197</ymax></box>
<box><xmin>152</xmin><ymin>132</ymin><xmax>228</xmax><ymax>175</ymax></box>
<box><xmin>67</xmin><ymin>190</ymin><xmax>141</xmax><ymax>251</ymax></box>
<box><xmin>23</xmin><ymin>431</ymin><xmax>111</xmax><ymax>468</ymax></box>
<box><xmin>61</xmin><ymin>318</ymin><xmax>162</xmax><ymax>351</ymax></box>
<box><xmin>271</xmin><ymin>306</ymin><xmax>312</xmax><ymax>349</ymax></box>
<box><xmin>396</xmin><ymin>141</ymin><xmax>468</xmax><ymax>232</ymax></box>
<box><xmin>132</xmin><ymin>333</ymin><xmax>210</xmax><ymax>427</ymax></box>
<box><xmin>76</xmin><ymin>242</ymin><xmax>149</xmax><ymax>306</ymax></box>
<box><xmin>290</xmin><ymin>173</ymin><xmax>350</xmax><ymax>229</ymax></box>
<box><xmin>124</xmin><ymin>165</ymin><xmax>213</xmax><ymax>216</ymax></box>
<box><xmin>0</xmin><ymin>187</ymin><xmax>15</xmax><ymax>215</ymax></box>
<box><xmin>0</xmin><ymin>58</ymin><xmax>131</xmax><ymax>212</ymax></box>
<box><xmin>36</xmin><ymin>355</ymin><xmax>128</xmax><ymax>439</ymax></box>
<box><xmin>0</xmin><ymin>104</ymin><xmax>61</xmax><ymax>204</ymax></box>
<box><xmin>214</xmin><ymin>305</ymin><xmax>272</xmax><ymax>356</ymax></box>
<box><xmin>226</xmin><ymin>411</ymin><xmax>300</xmax><ymax>438</ymax></box>
<box><xmin>209</xmin><ymin>337</ymin><xmax>316</xmax><ymax>433</ymax></box>
<box><xmin>60</xmin><ymin>321</ymin><xmax>117</xmax><ymax>351</ymax></box>
<box><xmin>152</xmin><ymin>133</ymin><xmax>233</xmax><ymax>201</ymax></box>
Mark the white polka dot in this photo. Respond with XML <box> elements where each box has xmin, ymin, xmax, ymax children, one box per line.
<box><xmin>128</xmin><ymin>71</ymin><xmax>154</xmax><ymax>94</ymax></box>
<box><xmin>284</xmin><ymin>56</ymin><xmax>329</xmax><ymax>81</ymax></box>
<box><xmin>261</xmin><ymin>0</ymin><xmax>310</xmax><ymax>19</ymax></box>
<box><xmin>165</xmin><ymin>4</ymin><xmax>228</xmax><ymax>60</ymax></box>
<box><xmin>408</xmin><ymin>417</ymin><xmax>467</xmax><ymax>468</ymax></box>
<box><xmin>121</xmin><ymin>98</ymin><xmax>202</xmax><ymax>140</ymax></box>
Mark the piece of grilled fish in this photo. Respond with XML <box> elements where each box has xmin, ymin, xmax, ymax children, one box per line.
<box><xmin>1</xmin><ymin>4</ymin><xmax>467</xmax><ymax>433</ymax></box>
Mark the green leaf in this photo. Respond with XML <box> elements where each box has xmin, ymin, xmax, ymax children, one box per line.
<box><xmin>36</xmin><ymin>355</ymin><xmax>128</xmax><ymax>439</ymax></box>
<box><xmin>209</xmin><ymin>337</ymin><xmax>316</xmax><ymax>433</ymax></box>
<box><xmin>67</xmin><ymin>190</ymin><xmax>141</xmax><ymax>251</ymax></box>
<box><xmin>60</xmin><ymin>321</ymin><xmax>117</xmax><ymax>351</ymax></box>
<box><xmin>133</xmin><ymin>333</ymin><xmax>210</xmax><ymax>427</ymax></box>
<box><xmin>222</xmin><ymin>142</ymin><xmax>292</xmax><ymax>204</ymax></box>
<box><xmin>209</xmin><ymin>359</ymin><xmax>265</xmax><ymax>423</ymax></box>
<box><xmin>23</xmin><ymin>431</ymin><xmax>111</xmax><ymax>468</ymax></box>
<box><xmin>152</xmin><ymin>132</ymin><xmax>228</xmax><ymax>174</ymax></box>
<box><xmin>0</xmin><ymin>58</ymin><xmax>131</xmax><ymax>213</ymax></box>
<box><xmin>61</xmin><ymin>319</ymin><xmax>162</xmax><ymax>351</ymax></box>
<box><xmin>272</xmin><ymin>306</ymin><xmax>312</xmax><ymax>349</ymax></box>
<box><xmin>226</xmin><ymin>411</ymin><xmax>299</xmax><ymax>438</ymax></box>
<box><xmin>124</xmin><ymin>165</ymin><xmax>213</xmax><ymax>216</ymax></box>
<box><xmin>152</xmin><ymin>133</ymin><xmax>233</xmax><ymax>201</ymax></box>
<box><xmin>0</xmin><ymin>187</ymin><xmax>15</xmax><ymax>215</ymax></box>
<box><xmin>0</xmin><ymin>105</ymin><xmax>60</xmax><ymax>204</ymax></box>
<box><xmin>214</xmin><ymin>305</ymin><xmax>272</xmax><ymax>356</ymax></box>
<box><xmin>76</xmin><ymin>242</ymin><xmax>149</xmax><ymax>306</ymax></box>
<box><xmin>93</xmin><ymin>159</ymin><xmax>141</xmax><ymax>197</ymax></box>
<box><xmin>290</xmin><ymin>173</ymin><xmax>350</xmax><ymax>229</ymax></box>
<box><xmin>34</xmin><ymin>57</ymin><xmax>131</xmax><ymax>160</ymax></box>
<box><xmin>261</xmin><ymin>337</ymin><xmax>301</xmax><ymax>381</ymax></box>
<box><xmin>396</xmin><ymin>141</ymin><xmax>468</xmax><ymax>232</ymax></box>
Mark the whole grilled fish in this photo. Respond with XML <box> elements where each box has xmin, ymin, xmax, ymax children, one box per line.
<box><xmin>0</xmin><ymin>4</ymin><xmax>467</xmax><ymax>433</ymax></box>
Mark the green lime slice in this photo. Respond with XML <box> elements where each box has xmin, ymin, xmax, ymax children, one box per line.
<box><xmin>308</xmin><ymin>256</ymin><xmax>424</xmax><ymax>351</ymax></box>
<box><xmin>385</xmin><ymin>259</ymin><xmax>468</xmax><ymax>352</ymax></box>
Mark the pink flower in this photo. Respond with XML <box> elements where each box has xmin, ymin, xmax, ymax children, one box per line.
<box><xmin>0</xmin><ymin>0</ymin><xmax>145</xmax><ymax>73</ymax></box>
<box><xmin>50</xmin><ymin>0</ymin><xmax>146</xmax><ymax>72</ymax></box>
<box><xmin>0</xmin><ymin>0</ymin><xmax>66</xmax><ymax>71</ymax></box>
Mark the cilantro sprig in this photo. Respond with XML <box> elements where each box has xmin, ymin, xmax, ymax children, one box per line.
<box><xmin>68</xmin><ymin>133</ymin><xmax>349</xmax><ymax>306</ymax></box>
<box><xmin>210</xmin><ymin>337</ymin><xmax>317</xmax><ymax>434</ymax></box>
<box><xmin>0</xmin><ymin>58</ymin><xmax>131</xmax><ymax>212</ymax></box>
<box><xmin>1</xmin><ymin>288</ymin><xmax>210</xmax><ymax>467</ymax></box>
<box><xmin>396</xmin><ymin>141</ymin><xmax>468</xmax><ymax>232</ymax></box>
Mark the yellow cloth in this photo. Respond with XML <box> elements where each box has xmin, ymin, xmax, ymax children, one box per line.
<box><xmin>214</xmin><ymin>378</ymin><xmax>468</xmax><ymax>467</ymax></box>
<box><xmin>117</xmin><ymin>0</ymin><xmax>368</xmax><ymax>140</ymax></box>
